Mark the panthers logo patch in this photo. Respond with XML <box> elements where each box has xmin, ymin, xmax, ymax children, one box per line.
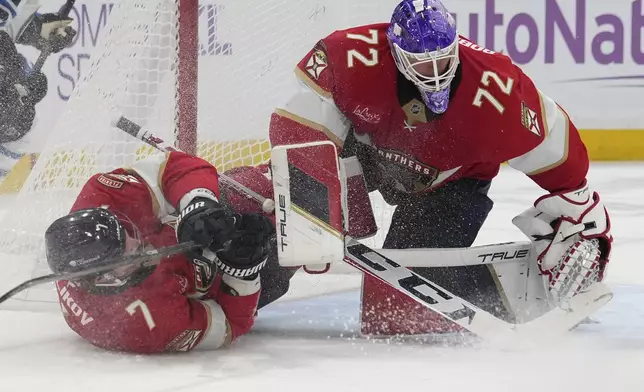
<box><xmin>375</xmin><ymin>148</ymin><xmax>440</xmax><ymax>193</ymax></box>
<box><xmin>305</xmin><ymin>48</ymin><xmax>328</xmax><ymax>80</ymax></box>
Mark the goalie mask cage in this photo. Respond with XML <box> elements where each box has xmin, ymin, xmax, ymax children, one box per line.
<box><xmin>0</xmin><ymin>0</ymin><xmax>397</xmax><ymax>309</ymax></box>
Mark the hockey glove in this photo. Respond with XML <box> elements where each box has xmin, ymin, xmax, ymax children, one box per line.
<box><xmin>176</xmin><ymin>197</ymin><xmax>238</xmax><ymax>252</ymax></box>
<box><xmin>0</xmin><ymin>67</ymin><xmax>47</xmax><ymax>143</ymax></box>
<box><xmin>0</xmin><ymin>89</ymin><xmax>36</xmax><ymax>144</ymax></box>
<box><xmin>215</xmin><ymin>214</ymin><xmax>275</xmax><ymax>279</ymax></box>
<box><xmin>16</xmin><ymin>13</ymin><xmax>76</xmax><ymax>53</ymax></box>
<box><xmin>513</xmin><ymin>181</ymin><xmax>612</xmax><ymax>302</ymax></box>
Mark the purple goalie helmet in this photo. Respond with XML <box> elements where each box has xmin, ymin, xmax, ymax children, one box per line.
<box><xmin>386</xmin><ymin>0</ymin><xmax>459</xmax><ymax>114</ymax></box>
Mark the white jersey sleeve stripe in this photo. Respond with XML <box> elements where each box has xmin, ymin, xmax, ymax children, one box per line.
<box><xmin>295</xmin><ymin>67</ymin><xmax>333</xmax><ymax>100</ymax></box>
<box><xmin>508</xmin><ymin>92</ymin><xmax>570</xmax><ymax>176</ymax></box>
<box><xmin>128</xmin><ymin>153</ymin><xmax>176</xmax><ymax>221</ymax></box>
<box><xmin>537</xmin><ymin>89</ymin><xmax>554</xmax><ymax>139</ymax></box>
<box><xmin>194</xmin><ymin>300</ymin><xmax>227</xmax><ymax>351</ymax></box>
<box><xmin>275</xmin><ymin>81</ymin><xmax>351</xmax><ymax>147</ymax></box>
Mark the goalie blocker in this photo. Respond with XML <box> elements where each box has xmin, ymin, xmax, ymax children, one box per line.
<box><xmin>270</xmin><ymin>141</ymin><xmax>580</xmax><ymax>336</ymax></box>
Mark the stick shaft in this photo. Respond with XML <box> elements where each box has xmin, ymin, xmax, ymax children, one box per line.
<box><xmin>0</xmin><ymin>241</ymin><xmax>198</xmax><ymax>305</ymax></box>
<box><xmin>33</xmin><ymin>0</ymin><xmax>77</xmax><ymax>72</ymax></box>
<box><xmin>113</xmin><ymin>116</ymin><xmax>275</xmax><ymax>212</ymax></box>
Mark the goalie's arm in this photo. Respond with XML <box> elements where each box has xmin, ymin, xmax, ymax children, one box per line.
<box><xmin>270</xmin><ymin>80</ymin><xmax>350</xmax><ymax>151</ymax></box>
<box><xmin>271</xmin><ymin>35</ymin><xmax>357</xmax><ymax>150</ymax></box>
<box><xmin>502</xmin><ymin>75</ymin><xmax>612</xmax><ymax>291</ymax></box>
<box><xmin>271</xmin><ymin>45</ymin><xmax>378</xmax><ymax>239</ymax></box>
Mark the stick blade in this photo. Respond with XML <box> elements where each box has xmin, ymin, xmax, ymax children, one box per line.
<box><xmin>518</xmin><ymin>282</ymin><xmax>613</xmax><ymax>338</ymax></box>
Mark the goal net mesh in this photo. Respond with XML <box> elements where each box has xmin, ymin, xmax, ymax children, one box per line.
<box><xmin>0</xmin><ymin>0</ymin><xmax>395</xmax><ymax>309</ymax></box>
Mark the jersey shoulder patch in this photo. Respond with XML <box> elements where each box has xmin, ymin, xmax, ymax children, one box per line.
<box><xmin>295</xmin><ymin>23</ymin><xmax>391</xmax><ymax>99</ymax></box>
<box><xmin>97</xmin><ymin>174</ymin><xmax>124</xmax><ymax>189</ymax></box>
<box><xmin>295</xmin><ymin>39</ymin><xmax>334</xmax><ymax>99</ymax></box>
<box><xmin>96</xmin><ymin>172</ymin><xmax>141</xmax><ymax>189</ymax></box>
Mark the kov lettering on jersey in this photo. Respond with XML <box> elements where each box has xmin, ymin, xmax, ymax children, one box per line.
<box><xmin>97</xmin><ymin>175</ymin><xmax>124</xmax><ymax>189</ymax></box>
<box><xmin>97</xmin><ymin>173</ymin><xmax>141</xmax><ymax>189</ymax></box>
<box><xmin>458</xmin><ymin>38</ymin><xmax>495</xmax><ymax>54</ymax></box>
<box><xmin>57</xmin><ymin>282</ymin><xmax>94</xmax><ymax>326</ymax></box>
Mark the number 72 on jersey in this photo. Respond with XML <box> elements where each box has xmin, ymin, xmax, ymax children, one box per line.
<box><xmin>344</xmin><ymin>30</ymin><xmax>515</xmax><ymax>115</ymax></box>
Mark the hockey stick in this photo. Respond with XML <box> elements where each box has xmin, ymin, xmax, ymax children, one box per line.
<box><xmin>375</xmin><ymin>240</ymin><xmax>533</xmax><ymax>268</ymax></box>
<box><xmin>112</xmin><ymin>116</ymin><xmax>276</xmax><ymax>213</ymax></box>
<box><xmin>0</xmin><ymin>241</ymin><xmax>199</xmax><ymax>306</ymax></box>
<box><xmin>33</xmin><ymin>0</ymin><xmax>77</xmax><ymax>72</ymax></box>
<box><xmin>344</xmin><ymin>238</ymin><xmax>613</xmax><ymax>342</ymax></box>
<box><xmin>305</xmin><ymin>240</ymin><xmax>532</xmax><ymax>273</ymax></box>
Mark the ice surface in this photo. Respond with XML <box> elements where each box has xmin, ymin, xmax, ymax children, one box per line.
<box><xmin>0</xmin><ymin>163</ymin><xmax>643</xmax><ymax>391</ymax></box>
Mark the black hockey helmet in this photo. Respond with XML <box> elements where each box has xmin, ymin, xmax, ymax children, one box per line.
<box><xmin>45</xmin><ymin>208</ymin><xmax>126</xmax><ymax>275</ymax></box>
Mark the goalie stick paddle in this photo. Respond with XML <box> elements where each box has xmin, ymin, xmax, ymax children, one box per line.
<box><xmin>344</xmin><ymin>238</ymin><xmax>516</xmax><ymax>341</ymax></box>
<box><xmin>376</xmin><ymin>240</ymin><xmax>533</xmax><ymax>268</ymax></box>
<box><xmin>344</xmin><ymin>238</ymin><xmax>613</xmax><ymax>343</ymax></box>
<box><xmin>33</xmin><ymin>0</ymin><xmax>77</xmax><ymax>72</ymax></box>
<box><xmin>0</xmin><ymin>241</ymin><xmax>199</xmax><ymax>306</ymax></box>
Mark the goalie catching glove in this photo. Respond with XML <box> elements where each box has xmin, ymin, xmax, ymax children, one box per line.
<box><xmin>176</xmin><ymin>195</ymin><xmax>274</xmax><ymax>279</ymax></box>
<box><xmin>513</xmin><ymin>181</ymin><xmax>612</xmax><ymax>302</ymax></box>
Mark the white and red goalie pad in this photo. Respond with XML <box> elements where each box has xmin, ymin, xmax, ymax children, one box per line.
<box><xmin>271</xmin><ymin>141</ymin><xmax>346</xmax><ymax>267</ymax></box>
<box><xmin>342</xmin><ymin>156</ymin><xmax>378</xmax><ymax>239</ymax></box>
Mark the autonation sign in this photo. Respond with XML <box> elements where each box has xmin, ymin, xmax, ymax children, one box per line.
<box><xmin>452</xmin><ymin>0</ymin><xmax>644</xmax><ymax>66</ymax></box>
<box><xmin>446</xmin><ymin>0</ymin><xmax>643</xmax><ymax>129</ymax></box>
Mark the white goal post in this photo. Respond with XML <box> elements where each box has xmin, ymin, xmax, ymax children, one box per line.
<box><xmin>0</xmin><ymin>0</ymin><xmax>397</xmax><ymax>309</ymax></box>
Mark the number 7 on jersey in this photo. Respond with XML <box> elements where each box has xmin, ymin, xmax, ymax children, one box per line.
<box><xmin>126</xmin><ymin>299</ymin><xmax>156</xmax><ymax>331</ymax></box>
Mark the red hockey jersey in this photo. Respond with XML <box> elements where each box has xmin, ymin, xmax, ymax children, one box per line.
<box><xmin>270</xmin><ymin>23</ymin><xmax>589</xmax><ymax>196</ymax></box>
<box><xmin>55</xmin><ymin>152</ymin><xmax>260</xmax><ymax>353</ymax></box>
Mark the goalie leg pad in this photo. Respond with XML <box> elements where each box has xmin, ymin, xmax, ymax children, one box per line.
<box><xmin>341</xmin><ymin>156</ymin><xmax>378</xmax><ymax>239</ymax></box>
<box><xmin>271</xmin><ymin>141</ymin><xmax>345</xmax><ymax>267</ymax></box>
